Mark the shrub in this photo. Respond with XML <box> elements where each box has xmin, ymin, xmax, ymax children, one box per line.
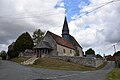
<box><xmin>0</xmin><ymin>50</ymin><xmax>7</xmax><ymax>60</ymax></box>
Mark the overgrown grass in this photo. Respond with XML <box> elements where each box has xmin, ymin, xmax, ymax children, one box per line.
<box><xmin>107</xmin><ymin>68</ymin><xmax>120</xmax><ymax>80</ymax></box>
<box><xmin>29</xmin><ymin>58</ymin><xmax>107</xmax><ymax>71</ymax></box>
<box><xmin>11</xmin><ymin>57</ymin><xmax>30</xmax><ymax>63</ymax></box>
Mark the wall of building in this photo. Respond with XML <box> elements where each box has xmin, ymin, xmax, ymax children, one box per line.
<box><xmin>77</xmin><ymin>47</ymin><xmax>83</xmax><ymax>57</ymax></box>
<box><xmin>57</xmin><ymin>44</ymin><xmax>75</xmax><ymax>56</ymax></box>
<box><xmin>51</xmin><ymin>56</ymin><xmax>104</xmax><ymax>67</ymax></box>
<box><xmin>43</xmin><ymin>33</ymin><xmax>58</xmax><ymax>56</ymax></box>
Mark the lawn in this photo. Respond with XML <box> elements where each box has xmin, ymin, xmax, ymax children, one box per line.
<box><xmin>29</xmin><ymin>58</ymin><xmax>107</xmax><ymax>71</ymax></box>
<box><xmin>11</xmin><ymin>57</ymin><xmax>108</xmax><ymax>71</ymax></box>
<box><xmin>107</xmin><ymin>68</ymin><xmax>120</xmax><ymax>80</ymax></box>
<box><xmin>11</xmin><ymin>57</ymin><xmax>30</xmax><ymax>63</ymax></box>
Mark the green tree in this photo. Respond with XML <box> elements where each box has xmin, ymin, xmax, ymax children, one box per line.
<box><xmin>96</xmin><ymin>54</ymin><xmax>103</xmax><ymax>58</ymax></box>
<box><xmin>0</xmin><ymin>50</ymin><xmax>7</xmax><ymax>60</ymax></box>
<box><xmin>85</xmin><ymin>48</ymin><xmax>95</xmax><ymax>55</ymax></box>
<box><xmin>113</xmin><ymin>51</ymin><xmax>120</xmax><ymax>57</ymax></box>
<box><xmin>113</xmin><ymin>51</ymin><xmax>120</xmax><ymax>68</ymax></box>
<box><xmin>32</xmin><ymin>29</ymin><xmax>45</xmax><ymax>45</ymax></box>
<box><xmin>14</xmin><ymin>32</ymin><xmax>34</xmax><ymax>52</ymax></box>
<box><xmin>7</xmin><ymin>42</ymin><xmax>19</xmax><ymax>59</ymax></box>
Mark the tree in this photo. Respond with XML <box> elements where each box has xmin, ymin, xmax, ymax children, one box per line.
<box><xmin>85</xmin><ymin>48</ymin><xmax>95</xmax><ymax>55</ymax></box>
<box><xmin>96</xmin><ymin>54</ymin><xmax>103</xmax><ymax>58</ymax></box>
<box><xmin>14</xmin><ymin>32</ymin><xmax>34</xmax><ymax>52</ymax></box>
<box><xmin>113</xmin><ymin>51</ymin><xmax>120</xmax><ymax>57</ymax></box>
<box><xmin>32</xmin><ymin>29</ymin><xmax>45</xmax><ymax>45</ymax></box>
<box><xmin>0</xmin><ymin>50</ymin><xmax>7</xmax><ymax>60</ymax></box>
<box><xmin>113</xmin><ymin>51</ymin><xmax>120</xmax><ymax>68</ymax></box>
<box><xmin>7</xmin><ymin>42</ymin><xmax>19</xmax><ymax>59</ymax></box>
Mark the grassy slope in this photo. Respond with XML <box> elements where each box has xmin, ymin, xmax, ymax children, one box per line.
<box><xmin>107</xmin><ymin>68</ymin><xmax>120</xmax><ymax>80</ymax></box>
<box><xmin>11</xmin><ymin>57</ymin><xmax>30</xmax><ymax>63</ymax></box>
<box><xmin>29</xmin><ymin>58</ymin><xmax>107</xmax><ymax>71</ymax></box>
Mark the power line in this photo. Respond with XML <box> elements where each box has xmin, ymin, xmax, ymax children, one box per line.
<box><xmin>72</xmin><ymin>0</ymin><xmax>120</xmax><ymax>20</ymax></box>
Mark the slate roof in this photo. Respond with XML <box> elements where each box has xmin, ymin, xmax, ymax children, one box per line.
<box><xmin>69</xmin><ymin>35</ymin><xmax>83</xmax><ymax>49</ymax></box>
<box><xmin>47</xmin><ymin>31</ymin><xmax>74</xmax><ymax>49</ymax></box>
<box><xmin>34</xmin><ymin>41</ymin><xmax>52</xmax><ymax>49</ymax></box>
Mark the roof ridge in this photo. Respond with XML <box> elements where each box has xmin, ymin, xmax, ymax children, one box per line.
<box><xmin>47</xmin><ymin>31</ymin><xmax>74</xmax><ymax>49</ymax></box>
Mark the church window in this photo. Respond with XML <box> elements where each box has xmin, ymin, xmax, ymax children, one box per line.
<box><xmin>63</xmin><ymin>49</ymin><xmax>65</xmax><ymax>53</ymax></box>
<box><xmin>70</xmin><ymin>50</ymin><xmax>72</xmax><ymax>53</ymax></box>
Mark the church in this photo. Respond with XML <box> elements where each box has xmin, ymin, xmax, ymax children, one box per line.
<box><xmin>34</xmin><ymin>17</ymin><xmax>83</xmax><ymax>57</ymax></box>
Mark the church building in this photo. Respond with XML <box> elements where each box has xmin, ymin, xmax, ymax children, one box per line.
<box><xmin>34</xmin><ymin>17</ymin><xmax>83</xmax><ymax>57</ymax></box>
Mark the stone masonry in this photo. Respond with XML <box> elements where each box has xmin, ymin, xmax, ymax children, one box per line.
<box><xmin>51</xmin><ymin>56</ymin><xmax>104</xmax><ymax>67</ymax></box>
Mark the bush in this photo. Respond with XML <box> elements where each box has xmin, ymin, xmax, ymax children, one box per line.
<box><xmin>7</xmin><ymin>50</ymin><xmax>20</xmax><ymax>59</ymax></box>
<box><xmin>0</xmin><ymin>50</ymin><xmax>7</xmax><ymax>60</ymax></box>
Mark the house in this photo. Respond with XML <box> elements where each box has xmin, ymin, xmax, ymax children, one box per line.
<box><xmin>105</xmin><ymin>55</ymin><xmax>115</xmax><ymax>61</ymax></box>
<box><xmin>34</xmin><ymin>17</ymin><xmax>83</xmax><ymax>57</ymax></box>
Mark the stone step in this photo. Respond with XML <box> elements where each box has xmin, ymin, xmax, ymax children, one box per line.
<box><xmin>21</xmin><ymin>55</ymin><xmax>38</xmax><ymax>65</ymax></box>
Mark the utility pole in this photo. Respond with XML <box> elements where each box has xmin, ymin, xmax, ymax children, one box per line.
<box><xmin>113</xmin><ymin>45</ymin><xmax>116</xmax><ymax>53</ymax></box>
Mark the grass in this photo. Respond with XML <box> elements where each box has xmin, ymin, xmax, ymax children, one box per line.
<box><xmin>11</xmin><ymin>57</ymin><xmax>108</xmax><ymax>71</ymax></box>
<box><xmin>107</xmin><ymin>68</ymin><xmax>120</xmax><ymax>80</ymax></box>
<box><xmin>29</xmin><ymin>58</ymin><xmax>107</xmax><ymax>71</ymax></box>
<box><xmin>11</xmin><ymin>57</ymin><xmax>30</xmax><ymax>63</ymax></box>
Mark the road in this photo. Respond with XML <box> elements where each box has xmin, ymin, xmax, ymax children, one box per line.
<box><xmin>0</xmin><ymin>60</ymin><xmax>114</xmax><ymax>80</ymax></box>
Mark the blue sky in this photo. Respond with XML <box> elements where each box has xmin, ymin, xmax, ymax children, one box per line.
<box><xmin>55</xmin><ymin>0</ymin><xmax>90</xmax><ymax>22</ymax></box>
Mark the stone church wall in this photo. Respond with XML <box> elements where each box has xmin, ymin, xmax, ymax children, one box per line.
<box><xmin>43</xmin><ymin>32</ymin><xmax>58</xmax><ymax>56</ymax></box>
<box><xmin>57</xmin><ymin>44</ymin><xmax>75</xmax><ymax>56</ymax></box>
<box><xmin>51</xmin><ymin>56</ymin><xmax>104</xmax><ymax>67</ymax></box>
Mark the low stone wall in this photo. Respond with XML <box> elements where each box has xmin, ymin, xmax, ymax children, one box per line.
<box><xmin>51</xmin><ymin>56</ymin><xmax>104</xmax><ymax>67</ymax></box>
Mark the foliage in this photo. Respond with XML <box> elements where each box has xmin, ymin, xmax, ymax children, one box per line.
<box><xmin>113</xmin><ymin>51</ymin><xmax>120</xmax><ymax>57</ymax></box>
<box><xmin>7</xmin><ymin>50</ymin><xmax>19</xmax><ymax>59</ymax></box>
<box><xmin>0</xmin><ymin>50</ymin><xmax>7</xmax><ymax>60</ymax></box>
<box><xmin>85</xmin><ymin>48</ymin><xmax>95</xmax><ymax>55</ymax></box>
<box><xmin>113</xmin><ymin>51</ymin><xmax>120</xmax><ymax>68</ymax></box>
<box><xmin>14</xmin><ymin>32</ymin><xmax>34</xmax><ymax>52</ymax></box>
<box><xmin>107</xmin><ymin>68</ymin><xmax>120</xmax><ymax>80</ymax></box>
<box><xmin>7</xmin><ymin>42</ymin><xmax>19</xmax><ymax>59</ymax></box>
<box><xmin>96</xmin><ymin>54</ymin><xmax>103</xmax><ymax>58</ymax></box>
<box><xmin>32</xmin><ymin>29</ymin><xmax>45</xmax><ymax>45</ymax></box>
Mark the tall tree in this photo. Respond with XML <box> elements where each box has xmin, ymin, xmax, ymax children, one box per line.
<box><xmin>32</xmin><ymin>29</ymin><xmax>45</xmax><ymax>45</ymax></box>
<box><xmin>14</xmin><ymin>32</ymin><xmax>34</xmax><ymax>52</ymax></box>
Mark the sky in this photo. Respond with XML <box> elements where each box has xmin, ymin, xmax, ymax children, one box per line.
<box><xmin>0</xmin><ymin>0</ymin><xmax>120</xmax><ymax>56</ymax></box>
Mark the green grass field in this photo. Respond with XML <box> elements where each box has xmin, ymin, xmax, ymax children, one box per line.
<box><xmin>29</xmin><ymin>58</ymin><xmax>107</xmax><ymax>71</ymax></box>
<box><xmin>11</xmin><ymin>57</ymin><xmax>108</xmax><ymax>71</ymax></box>
<box><xmin>107</xmin><ymin>68</ymin><xmax>120</xmax><ymax>80</ymax></box>
<box><xmin>11</xmin><ymin>57</ymin><xmax>30</xmax><ymax>63</ymax></box>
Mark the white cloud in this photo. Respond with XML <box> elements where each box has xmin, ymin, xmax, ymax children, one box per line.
<box><xmin>0</xmin><ymin>0</ymin><xmax>65</xmax><ymax>51</ymax></box>
<box><xmin>69</xmin><ymin>0</ymin><xmax>120</xmax><ymax>54</ymax></box>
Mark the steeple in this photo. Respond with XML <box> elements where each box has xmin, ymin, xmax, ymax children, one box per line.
<box><xmin>62</xmin><ymin>17</ymin><xmax>70</xmax><ymax>43</ymax></box>
<box><xmin>62</xmin><ymin>17</ymin><xmax>69</xmax><ymax>35</ymax></box>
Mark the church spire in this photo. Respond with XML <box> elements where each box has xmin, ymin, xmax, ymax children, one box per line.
<box><xmin>62</xmin><ymin>16</ymin><xmax>69</xmax><ymax>35</ymax></box>
<box><xmin>62</xmin><ymin>17</ymin><xmax>70</xmax><ymax>42</ymax></box>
